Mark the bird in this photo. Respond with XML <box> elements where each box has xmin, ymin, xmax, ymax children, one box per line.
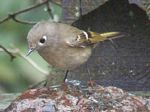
<box><xmin>27</xmin><ymin>21</ymin><xmax>123</xmax><ymax>81</ymax></box>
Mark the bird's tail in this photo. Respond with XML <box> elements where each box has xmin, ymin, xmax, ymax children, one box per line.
<box><xmin>88</xmin><ymin>31</ymin><xmax>124</xmax><ymax>44</ymax></box>
<box><xmin>100</xmin><ymin>32</ymin><xmax>124</xmax><ymax>39</ymax></box>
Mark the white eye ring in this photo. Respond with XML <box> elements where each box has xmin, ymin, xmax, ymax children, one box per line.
<box><xmin>38</xmin><ymin>35</ymin><xmax>47</xmax><ymax>46</ymax></box>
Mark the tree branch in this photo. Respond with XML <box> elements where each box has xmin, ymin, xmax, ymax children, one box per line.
<box><xmin>0</xmin><ymin>0</ymin><xmax>61</xmax><ymax>25</ymax></box>
<box><xmin>0</xmin><ymin>45</ymin><xmax>16</xmax><ymax>61</ymax></box>
<box><xmin>13</xmin><ymin>17</ymin><xmax>37</xmax><ymax>25</ymax></box>
<box><xmin>46</xmin><ymin>1</ymin><xmax>54</xmax><ymax>19</ymax></box>
<box><xmin>79</xmin><ymin>0</ymin><xmax>83</xmax><ymax>16</ymax></box>
<box><xmin>0</xmin><ymin>46</ymin><xmax>49</xmax><ymax>75</ymax></box>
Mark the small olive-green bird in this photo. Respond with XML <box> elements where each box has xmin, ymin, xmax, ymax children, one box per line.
<box><xmin>27</xmin><ymin>21</ymin><xmax>122</xmax><ymax>70</ymax></box>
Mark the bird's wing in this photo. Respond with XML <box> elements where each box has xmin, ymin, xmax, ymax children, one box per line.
<box><xmin>66</xmin><ymin>31</ymin><xmax>124</xmax><ymax>48</ymax></box>
<box><xmin>66</xmin><ymin>31</ymin><xmax>94</xmax><ymax>48</ymax></box>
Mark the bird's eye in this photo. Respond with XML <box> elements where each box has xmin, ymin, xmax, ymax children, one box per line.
<box><xmin>38</xmin><ymin>35</ymin><xmax>47</xmax><ymax>46</ymax></box>
<box><xmin>39</xmin><ymin>38</ymin><xmax>45</xmax><ymax>43</ymax></box>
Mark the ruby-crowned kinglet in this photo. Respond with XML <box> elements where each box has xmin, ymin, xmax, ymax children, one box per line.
<box><xmin>27</xmin><ymin>21</ymin><xmax>122</xmax><ymax>70</ymax></box>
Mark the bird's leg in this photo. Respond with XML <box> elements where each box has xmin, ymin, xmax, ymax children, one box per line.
<box><xmin>63</xmin><ymin>70</ymin><xmax>69</xmax><ymax>82</ymax></box>
<box><xmin>28</xmin><ymin>79</ymin><xmax>47</xmax><ymax>89</ymax></box>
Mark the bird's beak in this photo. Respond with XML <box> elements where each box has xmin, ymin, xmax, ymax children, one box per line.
<box><xmin>26</xmin><ymin>47</ymin><xmax>36</xmax><ymax>56</ymax></box>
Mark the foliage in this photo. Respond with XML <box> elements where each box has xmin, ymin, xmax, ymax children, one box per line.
<box><xmin>0</xmin><ymin>0</ymin><xmax>61</xmax><ymax>92</ymax></box>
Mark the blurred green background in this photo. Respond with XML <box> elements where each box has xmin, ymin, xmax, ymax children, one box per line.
<box><xmin>0</xmin><ymin>0</ymin><xmax>61</xmax><ymax>93</ymax></box>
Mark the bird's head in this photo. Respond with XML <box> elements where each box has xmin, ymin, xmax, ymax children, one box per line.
<box><xmin>26</xmin><ymin>21</ymin><xmax>57</xmax><ymax>56</ymax></box>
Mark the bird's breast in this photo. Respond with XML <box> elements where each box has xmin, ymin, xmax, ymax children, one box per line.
<box><xmin>38</xmin><ymin>45</ymin><xmax>92</xmax><ymax>70</ymax></box>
